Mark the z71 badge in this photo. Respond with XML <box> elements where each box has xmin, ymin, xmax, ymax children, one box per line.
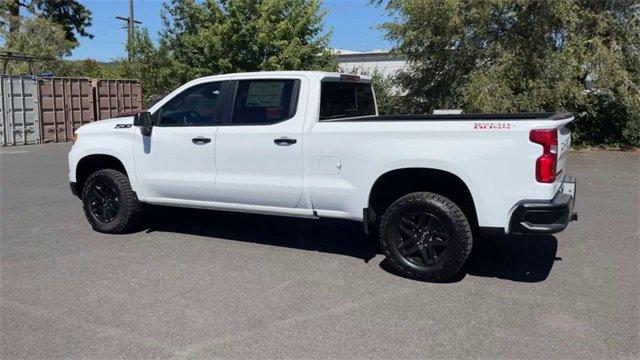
<box><xmin>114</xmin><ymin>124</ymin><xmax>133</xmax><ymax>129</ymax></box>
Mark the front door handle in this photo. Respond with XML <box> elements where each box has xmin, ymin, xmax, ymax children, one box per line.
<box><xmin>274</xmin><ymin>137</ymin><xmax>297</xmax><ymax>146</ymax></box>
<box><xmin>192</xmin><ymin>137</ymin><xmax>211</xmax><ymax>145</ymax></box>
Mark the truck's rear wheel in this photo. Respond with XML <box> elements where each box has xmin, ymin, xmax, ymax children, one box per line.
<box><xmin>81</xmin><ymin>169</ymin><xmax>140</xmax><ymax>234</ymax></box>
<box><xmin>379</xmin><ymin>192</ymin><xmax>472</xmax><ymax>281</ymax></box>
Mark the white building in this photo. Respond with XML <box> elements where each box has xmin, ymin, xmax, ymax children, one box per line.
<box><xmin>334</xmin><ymin>49</ymin><xmax>408</xmax><ymax>77</ymax></box>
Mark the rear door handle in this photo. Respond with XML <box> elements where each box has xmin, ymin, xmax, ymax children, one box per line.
<box><xmin>192</xmin><ymin>137</ymin><xmax>211</xmax><ymax>145</ymax></box>
<box><xmin>274</xmin><ymin>137</ymin><xmax>297</xmax><ymax>146</ymax></box>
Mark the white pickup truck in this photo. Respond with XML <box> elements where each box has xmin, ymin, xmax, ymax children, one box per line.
<box><xmin>68</xmin><ymin>71</ymin><xmax>577</xmax><ymax>281</ymax></box>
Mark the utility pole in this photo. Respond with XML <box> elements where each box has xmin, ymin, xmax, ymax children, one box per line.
<box><xmin>115</xmin><ymin>0</ymin><xmax>142</xmax><ymax>60</ymax></box>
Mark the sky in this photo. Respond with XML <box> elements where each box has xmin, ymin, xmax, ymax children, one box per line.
<box><xmin>70</xmin><ymin>0</ymin><xmax>393</xmax><ymax>61</ymax></box>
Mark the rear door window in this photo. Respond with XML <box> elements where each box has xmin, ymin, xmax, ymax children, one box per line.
<box><xmin>230</xmin><ymin>79</ymin><xmax>299</xmax><ymax>125</ymax></box>
<box><xmin>320</xmin><ymin>81</ymin><xmax>375</xmax><ymax>120</ymax></box>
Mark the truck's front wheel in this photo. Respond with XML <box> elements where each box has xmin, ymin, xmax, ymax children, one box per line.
<box><xmin>81</xmin><ymin>169</ymin><xmax>141</xmax><ymax>234</ymax></box>
<box><xmin>379</xmin><ymin>192</ymin><xmax>472</xmax><ymax>281</ymax></box>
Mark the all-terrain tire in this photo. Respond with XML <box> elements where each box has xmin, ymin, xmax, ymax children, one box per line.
<box><xmin>81</xmin><ymin>169</ymin><xmax>141</xmax><ymax>234</ymax></box>
<box><xmin>379</xmin><ymin>192</ymin><xmax>473</xmax><ymax>281</ymax></box>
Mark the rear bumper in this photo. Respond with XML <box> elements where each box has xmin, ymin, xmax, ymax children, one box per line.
<box><xmin>508</xmin><ymin>175</ymin><xmax>577</xmax><ymax>234</ymax></box>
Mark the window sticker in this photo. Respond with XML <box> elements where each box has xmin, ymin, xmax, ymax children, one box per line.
<box><xmin>245</xmin><ymin>82</ymin><xmax>285</xmax><ymax>107</ymax></box>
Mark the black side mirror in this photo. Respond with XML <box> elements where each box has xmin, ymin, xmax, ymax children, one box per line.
<box><xmin>134</xmin><ymin>111</ymin><xmax>153</xmax><ymax>136</ymax></box>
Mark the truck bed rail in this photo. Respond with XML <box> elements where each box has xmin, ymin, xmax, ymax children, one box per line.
<box><xmin>321</xmin><ymin>112</ymin><xmax>574</xmax><ymax>122</ymax></box>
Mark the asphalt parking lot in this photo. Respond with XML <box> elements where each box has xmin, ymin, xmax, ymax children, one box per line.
<box><xmin>1</xmin><ymin>143</ymin><xmax>638</xmax><ymax>359</ymax></box>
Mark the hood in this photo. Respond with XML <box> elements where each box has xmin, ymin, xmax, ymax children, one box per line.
<box><xmin>77</xmin><ymin>117</ymin><xmax>135</xmax><ymax>134</ymax></box>
<box><xmin>116</xmin><ymin>109</ymin><xmax>147</xmax><ymax>118</ymax></box>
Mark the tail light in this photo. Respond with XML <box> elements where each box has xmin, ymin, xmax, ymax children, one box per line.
<box><xmin>530</xmin><ymin>129</ymin><xmax>558</xmax><ymax>183</ymax></box>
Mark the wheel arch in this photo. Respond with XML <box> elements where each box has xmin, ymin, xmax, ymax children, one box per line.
<box><xmin>367</xmin><ymin>167</ymin><xmax>479</xmax><ymax>230</ymax></box>
<box><xmin>75</xmin><ymin>154</ymin><xmax>130</xmax><ymax>198</ymax></box>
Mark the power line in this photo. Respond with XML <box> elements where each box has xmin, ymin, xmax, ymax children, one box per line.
<box><xmin>115</xmin><ymin>0</ymin><xmax>142</xmax><ymax>60</ymax></box>
<box><xmin>0</xmin><ymin>51</ymin><xmax>56</xmax><ymax>74</ymax></box>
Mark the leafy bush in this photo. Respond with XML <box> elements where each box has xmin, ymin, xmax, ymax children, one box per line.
<box><xmin>378</xmin><ymin>0</ymin><xmax>640</xmax><ymax>147</ymax></box>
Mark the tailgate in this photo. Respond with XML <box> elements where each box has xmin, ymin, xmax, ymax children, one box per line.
<box><xmin>530</xmin><ymin>114</ymin><xmax>574</xmax><ymax>189</ymax></box>
<box><xmin>554</xmin><ymin>116</ymin><xmax>574</xmax><ymax>188</ymax></box>
<box><xmin>555</xmin><ymin>119</ymin><xmax>573</xmax><ymax>187</ymax></box>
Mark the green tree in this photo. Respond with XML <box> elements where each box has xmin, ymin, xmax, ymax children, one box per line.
<box><xmin>159</xmin><ymin>0</ymin><xmax>336</xmax><ymax>84</ymax></box>
<box><xmin>0</xmin><ymin>16</ymin><xmax>75</xmax><ymax>74</ymax></box>
<box><xmin>370</xmin><ymin>71</ymin><xmax>403</xmax><ymax>114</ymax></box>
<box><xmin>118</xmin><ymin>27</ymin><xmax>176</xmax><ymax>107</ymax></box>
<box><xmin>378</xmin><ymin>0</ymin><xmax>640</xmax><ymax>147</ymax></box>
<box><xmin>57</xmin><ymin>59</ymin><xmax>122</xmax><ymax>79</ymax></box>
<box><xmin>0</xmin><ymin>0</ymin><xmax>92</xmax><ymax>45</ymax></box>
<box><xmin>118</xmin><ymin>0</ymin><xmax>336</xmax><ymax>107</ymax></box>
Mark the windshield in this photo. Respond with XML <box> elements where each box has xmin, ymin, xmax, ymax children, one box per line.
<box><xmin>320</xmin><ymin>81</ymin><xmax>375</xmax><ymax>120</ymax></box>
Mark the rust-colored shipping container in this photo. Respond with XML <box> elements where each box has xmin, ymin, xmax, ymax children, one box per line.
<box><xmin>95</xmin><ymin>79</ymin><xmax>142</xmax><ymax>120</ymax></box>
<box><xmin>37</xmin><ymin>77</ymin><xmax>142</xmax><ymax>143</ymax></box>
<box><xmin>39</xmin><ymin>77</ymin><xmax>94</xmax><ymax>143</ymax></box>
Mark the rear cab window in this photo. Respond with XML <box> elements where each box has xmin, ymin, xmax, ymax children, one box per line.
<box><xmin>320</xmin><ymin>79</ymin><xmax>376</xmax><ymax>121</ymax></box>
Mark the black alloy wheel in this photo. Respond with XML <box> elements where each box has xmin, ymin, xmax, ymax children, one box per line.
<box><xmin>85</xmin><ymin>177</ymin><xmax>121</xmax><ymax>223</ymax></box>
<box><xmin>394</xmin><ymin>211</ymin><xmax>450</xmax><ymax>268</ymax></box>
<box><xmin>81</xmin><ymin>169</ymin><xmax>141</xmax><ymax>234</ymax></box>
<box><xmin>379</xmin><ymin>192</ymin><xmax>473</xmax><ymax>281</ymax></box>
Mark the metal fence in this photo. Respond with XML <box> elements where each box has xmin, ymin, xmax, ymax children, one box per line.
<box><xmin>0</xmin><ymin>75</ymin><xmax>141</xmax><ymax>146</ymax></box>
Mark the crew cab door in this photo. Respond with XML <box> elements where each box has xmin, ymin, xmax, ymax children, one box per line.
<box><xmin>213</xmin><ymin>78</ymin><xmax>306</xmax><ymax>208</ymax></box>
<box><xmin>133</xmin><ymin>81</ymin><xmax>229</xmax><ymax>201</ymax></box>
